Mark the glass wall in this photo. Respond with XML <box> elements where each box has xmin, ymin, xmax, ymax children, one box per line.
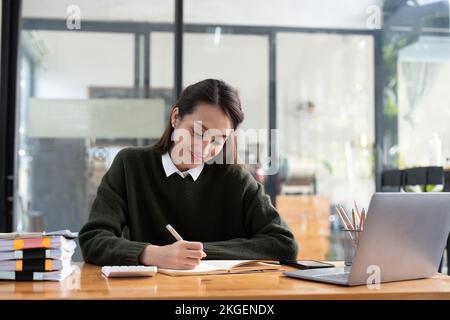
<box><xmin>185</xmin><ymin>0</ymin><xmax>382</xmax><ymax>29</ymax></box>
<box><xmin>379</xmin><ymin>1</ymin><xmax>450</xmax><ymax>273</ymax></box>
<box><xmin>15</xmin><ymin>0</ymin><xmax>175</xmax><ymax>260</ymax></box>
<box><xmin>381</xmin><ymin>1</ymin><xmax>450</xmax><ymax>171</ymax></box>
<box><xmin>277</xmin><ymin>32</ymin><xmax>374</xmax><ymax>205</ymax></box>
<box><xmin>185</xmin><ymin>0</ymin><xmax>378</xmax><ymax>261</ymax></box>
<box><xmin>397</xmin><ymin>37</ymin><xmax>450</xmax><ymax>168</ymax></box>
<box><xmin>11</xmin><ymin>0</ymin><xmax>448</xmax><ymax>265</ymax></box>
<box><xmin>276</xmin><ymin>32</ymin><xmax>374</xmax><ymax>260</ymax></box>
<box><xmin>183</xmin><ymin>32</ymin><xmax>269</xmax><ymax>171</ymax></box>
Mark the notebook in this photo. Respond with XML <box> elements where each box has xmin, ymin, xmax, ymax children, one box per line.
<box><xmin>0</xmin><ymin>264</ymin><xmax>77</xmax><ymax>281</ymax></box>
<box><xmin>158</xmin><ymin>260</ymin><xmax>281</xmax><ymax>276</ymax></box>
<box><xmin>0</xmin><ymin>248</ymin><xmax>75</xmax><ymax>261</ymax></box>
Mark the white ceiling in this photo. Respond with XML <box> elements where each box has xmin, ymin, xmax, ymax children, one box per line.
<box><xmin>22</xmin><ymin>0</ymin><xmax>385</xmax><ymax>29</ymax></box>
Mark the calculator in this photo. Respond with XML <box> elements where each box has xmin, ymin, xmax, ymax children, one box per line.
<box><xmin>101</xmin><ymin>265</ymin><xmax>158</xmax><ymax>278</ymax></box>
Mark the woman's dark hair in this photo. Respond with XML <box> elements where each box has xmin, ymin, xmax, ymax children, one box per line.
<box><xmin>154</xmin><ymin>79</ymin><xmax>244</xmax><ymax>162</ymax></box>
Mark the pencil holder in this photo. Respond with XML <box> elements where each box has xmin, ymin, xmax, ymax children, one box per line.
<box><xmin>342</xmin><ymin>229</ymin><xmax>361</xmax><ymax>269</ymax></box>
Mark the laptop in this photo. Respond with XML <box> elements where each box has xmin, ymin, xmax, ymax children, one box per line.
<box><xmin>284</xmin><ymin>193</ymin><xmax>450</xmax><ymax>286</ymax></box>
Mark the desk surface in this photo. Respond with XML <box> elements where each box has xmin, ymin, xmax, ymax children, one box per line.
<box><xmin>1</xmin><ymin>262</ymin><xmax>450</xmax><ymax>300</ymax></box>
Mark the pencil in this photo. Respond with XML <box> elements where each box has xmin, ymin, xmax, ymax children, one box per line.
<box><xmin>360</xmin><ymin>209</ymin><xmax>366</xmax><ymax>231</ymax></box>
<box><xmin>335</xmin><ymin>206</ymin><xmax>354</xmax><ymax>241</ymax></box>
<box><xmin>353</xmin><ymin>200</ymin><xmax>361</xmax><ymax>220</ymax></box>
<box><xmin>339</xmin><ymin>205</ymin><xmax>354</xmax><ymax>230</ymax></box>
<box><xmin>352</xmin><ymin>209</ymin><xmax>359</xmax><ymax>242</ymax></box>
<box><xmin>338</xmin><ymin>205</ymin><xmax>358</xmax><ymax>243</ymax></box>
<box><xmin>335</xmin><ymin>206</ymin><xmax>350</xmax><ymax>229</ymax></box>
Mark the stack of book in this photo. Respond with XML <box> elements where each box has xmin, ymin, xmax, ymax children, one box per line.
<box><xmin>0</xmin><ymin>230</ymin><xmax>78</xmax><ymax>281</ymax></box>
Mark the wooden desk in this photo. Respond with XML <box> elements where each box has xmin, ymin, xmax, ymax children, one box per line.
<box><xmin>1</xmin><ymin>263</ymin><xmax>450</xmax><ymax>300</ymax></box>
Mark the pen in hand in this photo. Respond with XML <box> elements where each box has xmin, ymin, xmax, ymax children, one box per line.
<box><xmin>166</xmin><ymin>224</ymin><xmax>183</xmax><ymax>241</ymax></box>
<box><xmin>165</xmin><ymin>224</ymin><xmax>207</xmax><ymax>258</ymax></box>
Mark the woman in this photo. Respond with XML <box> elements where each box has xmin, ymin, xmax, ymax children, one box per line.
<box><xmin>79</xmin><ymin>79</ymin><xmax>298</xmax><ymax>269</ymax></box>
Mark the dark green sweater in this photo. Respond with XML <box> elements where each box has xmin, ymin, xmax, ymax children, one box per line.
<box><xmin>79</xmin><ymin>146</ymin><xmax>298</xmax><ymax>265</ymax></box>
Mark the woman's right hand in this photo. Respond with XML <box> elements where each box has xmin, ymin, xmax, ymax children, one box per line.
<box><xmin>139</xmin><ymin>241</ymin><xmax>207</xmax><ymax>269</ymax></box>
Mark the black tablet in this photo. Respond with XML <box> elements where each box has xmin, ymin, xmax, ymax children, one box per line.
<box><xmin>279</xmin><ymin>260</ymin><xmax>335</xmax><ymax>270</ymax></box>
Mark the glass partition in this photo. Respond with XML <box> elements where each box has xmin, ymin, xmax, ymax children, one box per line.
<box><xmin>185</xmin><ymin>0</ymin><xmax>377</xmax><ymax>261</ymax></box>
<box><xmin>15</xmin><ymin>0</ymin><xmax>175</xmax><ymax>260</ymax></box>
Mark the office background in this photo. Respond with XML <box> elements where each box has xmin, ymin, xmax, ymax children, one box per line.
<box><xmin>0</xmin><ymin>0</ymin><xmax>449</xmax><ymax>267</ymax></box>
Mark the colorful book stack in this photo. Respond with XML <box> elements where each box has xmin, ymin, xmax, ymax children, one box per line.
<box><xmin>0</xmin><ymin>230</ymin><xmax>78</xmax><ymax>281</ymax></box>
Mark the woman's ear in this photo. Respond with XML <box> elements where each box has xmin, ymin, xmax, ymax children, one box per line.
<box><xmin>171</xmin><ymin>106</ymin><xmax>179</xmax><ymax>128</ymax></box>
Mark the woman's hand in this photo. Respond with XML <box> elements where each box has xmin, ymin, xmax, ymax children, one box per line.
<box><xmin>139</xmin><ymin>241</ymin><xmax>207</xmax><ymax>269</ymax></box>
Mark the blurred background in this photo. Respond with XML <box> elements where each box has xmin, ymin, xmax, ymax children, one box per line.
<box><xmin>0</xmin><ymin>0</ymin><xmax>449</xmax><ymax>268</ymax></box>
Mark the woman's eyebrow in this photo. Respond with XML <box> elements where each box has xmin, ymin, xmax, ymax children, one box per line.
<box><xmin>199</xmin><ymin>124</ymin><xmax>228</xmax><ymax>138</ymax></box>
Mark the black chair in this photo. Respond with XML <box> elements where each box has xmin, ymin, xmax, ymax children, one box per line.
<box><xmin>381</xmin><ymin>166</ymin><xmax>449</xmax><ymax>275</ymax></box>
<box><xmin>444</xmin><ymin>170</ymin><xmax>450</xmax><ymax>193</ymax></box>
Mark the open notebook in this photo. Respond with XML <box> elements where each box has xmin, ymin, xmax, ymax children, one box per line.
<box><xmin>158</xmin><ymin>260</ymin><xmax>282</xmax><ymax>276</ymax></box>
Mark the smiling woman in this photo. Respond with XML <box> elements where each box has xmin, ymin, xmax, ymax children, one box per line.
<box><xmin>154</xmin><ymin>79</ymin><xmax>244</xmax><ymax>168</ymax></box>
<box><xmin>79</xmin><ymin>78</ymin><xmax>298</xmax><ymax>269</ymax></box>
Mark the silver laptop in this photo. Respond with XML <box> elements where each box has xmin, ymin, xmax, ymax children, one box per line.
<box><xmin>284</xmin><ymin>193</ymin><xmax>450</xmax><ymax>286</ymax></box>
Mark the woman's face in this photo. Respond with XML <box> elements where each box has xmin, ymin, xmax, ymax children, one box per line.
<box><xmin>170</xmin><ymin>103</ymin><xmax>232</xmax><ymax>170</ymax></box>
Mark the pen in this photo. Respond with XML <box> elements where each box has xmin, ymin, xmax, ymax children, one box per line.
<box><xmin>166</xmin><ymin>224</ymin><xmax>183</xmax><ymax>241</ymax></box>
